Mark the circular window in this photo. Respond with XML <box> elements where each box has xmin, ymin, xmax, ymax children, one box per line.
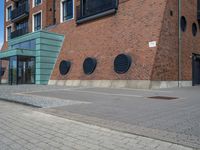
<box><xmin>192</xmin><ymin>23</ymin><xmax>197</xmax><ymax>36</ymax></box>
<box><xmin>83</xmin><ymin>57</ymin><xmax>97</xmax><ymax>75</ymax></box>
<box><xmin>59</xmin><ymin>60</ymin><xmax>71</xmax><ymax>75</ymax></box>
<box><xmin>181</xmin><ymin>16</ymin><xmax>187</xmax><ymax>32</ymax></box>
<box><xmin>114</xmin><ymin>54</ymin><xmax>132</xmax><ymax>74</ymax></box>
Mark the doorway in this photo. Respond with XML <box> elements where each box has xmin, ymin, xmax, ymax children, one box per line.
<box><xmin>9</xmin><ymin>56</ymin><xmax>35</xmax><ymax>85</ymax></box>
<box><xmin>192</xmin><ymin>54</ymin><xmax>200</xmax><ymax>86</ymax></box>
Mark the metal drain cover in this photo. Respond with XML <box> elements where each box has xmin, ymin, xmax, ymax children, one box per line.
<box><xmin>148</xmin><ymin>96</ymin><xmax>178</xmax><ymax>100</ymax></box>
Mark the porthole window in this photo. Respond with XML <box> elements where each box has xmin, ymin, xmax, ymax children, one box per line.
<box><xmin>59</xmin><ymin>60</ymin><xmax>71</xmax><ymax>75</ymax></box>
<box><xmin>181</xmin><ymin>16</ymin><xmax>187</xmax><ymax>32</ymax></box>
<box><xmin>114</xmin><ymin>54</ymin><xmax>132</xmax><ymax>74</ymax></box>
<box><xmin>83</xmin><ymin>57</ymin><xmax>97</xmax><ymax>75</ymax></box>
<box><xmin>192</xmin><ymin>23</ymin><xmax>197</xmax><ymax>36</ymax></box>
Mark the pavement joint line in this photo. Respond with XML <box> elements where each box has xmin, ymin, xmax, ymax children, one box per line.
<box><xmin>113</xmin><ymin>88</ymin><xmax>173</xmax><ymax>93</ymax></box>
<box><xmin>14</xmin><ymin>93</ymin><xmax>91</xmax><ymax>105</ymax></box>
<box><xmin>14</xmin><ymin>88</ymin><xmax>143</xmax><ymax>98</ymax></box>
<box><xmin>13</xmin><ymin>87</ymin><xmax>88</xmax><ymax>95</ymax></box>
<box><xmin>62</xmin><ymin>89</ymin><xmax>143</xmax><ymax>98</ymax></box>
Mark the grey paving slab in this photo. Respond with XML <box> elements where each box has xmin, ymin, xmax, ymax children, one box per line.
<box><xmin>30</xmin><ymin>86</ymin><xmax>200</xmax><ymax>149</ymax></box>
<box><xmin>0</xmin><ymin>85</ymin><xmax>90</xmax><ymax>108</ymax></box>
<box><xmin>0</xmin><ymin>100</ymin><xmax>192</xmax><ymax>150</ymax></box>
<box><xmin>0</xmin><ymin>85</ymin><xmax>200</xmax><ymax>149</ymax></box>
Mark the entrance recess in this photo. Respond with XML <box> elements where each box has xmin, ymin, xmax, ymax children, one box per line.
<box><xmin>9</xmin><ymin>56</ymin><xmax>35</xmax><ymax>85</ymax></box>
<box><xmin>192</xmin><ymin>54</ymin><xmax>200</xmax><ymax>86</ymax></box>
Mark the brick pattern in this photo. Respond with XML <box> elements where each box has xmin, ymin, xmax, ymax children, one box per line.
<box><xmin>1</xmin><ymin>0</ymin><xmax>200</xmax><ymax>82</ymax></box>
<box><xmin>0</xmin><ymin>100</ymin><xmax>193</xmax><ymax>150</ymax></box>
<box><xmin>49</xmin><ymin>0</ymin><xmax>166</xmax><ymax>80</ymax></box>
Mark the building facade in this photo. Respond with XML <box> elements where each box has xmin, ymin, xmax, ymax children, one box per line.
<box><xmin>0</xmin><ymin>0</ymin><xmax>200</xmax><ymax>89</ymax></box>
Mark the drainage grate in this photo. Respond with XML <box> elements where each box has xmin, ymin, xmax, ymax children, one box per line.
<box><xmin>148</xmin><ymin>96</ymin><xmax>178</xmax><ymax>100</ymax></box>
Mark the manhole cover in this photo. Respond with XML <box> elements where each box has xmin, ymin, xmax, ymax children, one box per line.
<box><xmin>148</xmin><ymin>96</ymin><xmax>178</xmax><ymax>100</ymax></box>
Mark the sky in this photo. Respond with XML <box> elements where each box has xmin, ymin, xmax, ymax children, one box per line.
<box><xmin>0</xmin><ymin>0</ymin><xmax>4</xmax><ymax>49</ymax></box>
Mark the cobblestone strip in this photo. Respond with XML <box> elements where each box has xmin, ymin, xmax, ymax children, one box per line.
<box><xmin>0</xmin><ymin>85</ymin><xmax>90</xmax><ymax>108</ymax></box>
<box><xmin>0</xmin><ymin>101</ymin><xmax>193</xmax><ymax>150</ymax></box>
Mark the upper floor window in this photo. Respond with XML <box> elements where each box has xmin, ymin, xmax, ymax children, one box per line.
<box><xmin>33</xmin><ymin>0</ymin><xmax>42</xmax><ymax>7</ymax></box>
<box><xmin>7</xmin><ymin>5</ymin><xmax>12</xmax><ymax>21</ymax></box>
<box><xmin>61</xmin><ymin>0</ymin><xmax>74</xmax><ymax>22</ymax></box>
<box><xmin>33</xmin><ymin>12</ymin><xmax>42</xmax><ymax>32</ymax></box>
<box><xmin>76</xmin><ymin>0</ymin><xmax>118</xmax><ymax>24</ymax></box>
<box><xmin>7</xmin><ymin>26</ymin><xmax>12</xmax><ymax>41</ymax></box>
<box><xmin>16</xmin><ymin>20</ymin><xmax>28</xmax><ymax>30</ymax></box>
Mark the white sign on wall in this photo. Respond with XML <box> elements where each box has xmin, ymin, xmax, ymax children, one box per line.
<box><xmin>149</xmin><ymin>41</ymin><xmax>157</xmax><ymax>48</ymax></box>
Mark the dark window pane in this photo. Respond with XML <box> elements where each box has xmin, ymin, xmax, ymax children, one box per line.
<box><xmin>34</xmin><ymin>13</ymin><xmax>41</xmax><ymax>31</ymax></box>
<box><xmin>63</xmin><ymin>0</ymin><xmax>73</xmax><ymax>21</ymax></box>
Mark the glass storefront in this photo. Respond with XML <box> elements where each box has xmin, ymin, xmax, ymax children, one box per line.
<box><xmin>9</xmin><ymin>56</ymin><xmax>35</xmax><ymax>85</ymax></box>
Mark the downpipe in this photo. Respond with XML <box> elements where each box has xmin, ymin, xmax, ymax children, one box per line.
<box><xmin>178</xmin><ymin>0</ymin><xmax>182</xmax><ymax>87</ymax></box>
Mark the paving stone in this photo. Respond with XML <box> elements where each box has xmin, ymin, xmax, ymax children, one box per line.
<box><xmin>0</xmin><ymin>85</ymin><xmax>199</xmax><ymax>150</ymax></box>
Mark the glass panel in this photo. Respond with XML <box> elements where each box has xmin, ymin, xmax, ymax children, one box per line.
<box><xmin>63</xmin><ymin>0</ymin><xmax>73</xmax><ymax>21</ymax></box>
<box><xmin>12</xmin><ymin>39</ymin><xmax>36</xmax><ymax>50</ymax></box>
<box><xmin>7</xmin><ymin>27</ymin><xmax>11</xmax><ymax>40</ymax></box>
<box><xmin>34</xmin><ymin>13</ymin><xmax>41</xmax><ymax>31</ymax></box>
<box><xmin>7</xmin><ymin>6</ymin><xmax>12</xmax><ymax>20</ymax></box>
<box><xmin>67</xmin><ymin>0</ymin><xmax>73</xmax><ymax>19</ymax></box>
<box><xmin>17</xmin><ymin>56</ymin><xmax>35</xmax><ymax>84</ymax></box>
<box><xmin>9</xmin><ymin>56</ymin><xmax>17</xmax><ymax>85</ymax></box>
<box><xmin>9</xmin><ymin>56</ymin><xmax>35</xmax><ymax>85</ymax></box>
<box><xmin>35</xmin><ymin>0</ymin><xmax>41</xmax><ymax>6</ymax></box>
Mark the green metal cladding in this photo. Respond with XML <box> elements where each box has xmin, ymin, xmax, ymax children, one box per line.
<box><xmin>0</xmin><ymin>30</ymin><xmax>64</xmax><ymax>85</ymax></box>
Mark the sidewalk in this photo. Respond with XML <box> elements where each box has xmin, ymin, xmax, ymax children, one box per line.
<box><xmin>0</xmin><ymin>101</ymin><xmax>193</xmax><ymax>150</ymax></box>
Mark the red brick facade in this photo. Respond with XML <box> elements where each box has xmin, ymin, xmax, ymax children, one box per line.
<box><xmin>1</xmin><ymin>0</ymin><xmax>200</xmax><ymax>87</ymax></box>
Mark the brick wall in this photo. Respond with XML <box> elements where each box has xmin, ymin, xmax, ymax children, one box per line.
<box><xmin>1</xmin><ymin>0</ymin><xmax>200</xmax><ymax>83</ymax></box>
<box><xmin>49</xmin><ymin>0</ymin><xmax>167</xmax><ymax>81</ymax></box>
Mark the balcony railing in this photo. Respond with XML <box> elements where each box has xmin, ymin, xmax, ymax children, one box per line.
<box><xmin>11</xmin><ymin>2</ymin><xmax>29</xmax><ymax>22</ymax></box>
<box><xmin>76</xmin><ymin>0</ymin><xmax>118</xmax><ymax>24</ymax></box>
<box><xmin>11</xmin><ymin>27</ymin><xmax>29</xmax><ymax>39</ymax></box>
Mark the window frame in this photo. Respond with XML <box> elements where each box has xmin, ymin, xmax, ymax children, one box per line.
<box><xmin>6</xmin><ymin>4</ymin><xmax>12</xmax><ymax>21</ymax></box>
<box><xmin>6</xmin><ymin>25</ymin><xmax>12</xmax><ymax>41</ymax></box>
<box><xmin>60</xmin><ymin>0</ymin><xmax>74</xmax><ymax>23</ymax></box>
<box><xmin>32</xmin><ymin>11</ymin><xmax>42</xmax><ymax>32</ymax></box>
<box><xmin>33</xmin><ymin>0</ymin><xmax>42</xmax><ymax>8</ymax></box>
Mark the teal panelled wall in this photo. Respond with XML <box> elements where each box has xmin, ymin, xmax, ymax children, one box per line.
<box><xmin>35</xmin><ymin>32</ymin><xmax>64</xmax><ymax>84</ymax></box>
<box><xmin>0</xmin><ymin>30</ymin><xmax>64</xmax><ymax>85</ymax></box>
<box><xmin>0</xmin><ymin>48</ymin><xmax>36</xmax><ymax>58</ymax></box>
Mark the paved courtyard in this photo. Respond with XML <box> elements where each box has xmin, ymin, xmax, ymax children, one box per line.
<box><xmin>0</xmin><ymin>100</ymin><xmax>192</xmax><ymax>150</ymax></box>
<box><xmin>0</xmin><ymin>85</ymin><xmax>200</xmax><ymax>149</ymax></box>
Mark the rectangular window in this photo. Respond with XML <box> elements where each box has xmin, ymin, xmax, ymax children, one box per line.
<box><xmin>7</xmin><ymin>6</ymin><xmax>12</xmax><ymax>21</ymax></box>
<box><xmin>12</xmin><ymin>40</ymin><xmax>36</xmax><ymax>50</ymax></box>
<box><xmin>198</xmin><ymin>0</ymin><xmax>200</xmax><ymax>20</ymax></box>
<box><xmin>34</xmin><ymin>0</ymin><xmax>42</xmax><ymax>7</ymax></box>
<box><xmin>33</xmin><ymin>12</ymin><xmax>41</xmax><ymax>31</ymax></box>
<box><xmin>62</xmin><ymin>0</ymin><xmax>73</xmax><ymax>22</ymax></box>
<box><xmin>7</xmin><ymin>26</ymin><xmax>12</xmax><ymax>41</ymax></box>
<box><xmin>16</xmin><ymin>20</ymin><xmax>28</xmax><ymax>30</ymax></box>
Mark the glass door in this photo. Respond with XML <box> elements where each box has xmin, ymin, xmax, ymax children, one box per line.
<box><xmin>18</xmin><ymin>56</ymin><xmax>35</xmax><ymax>84</ymax></box>
<box><xmin>9</xmin><ymin>56</ymin><xmax>17</xmax><ymax>85</ymax></box>
<box><xmin>9</xmin><ymin>56</ymin><xmax>35</xmax><ymax>85</ymax></box>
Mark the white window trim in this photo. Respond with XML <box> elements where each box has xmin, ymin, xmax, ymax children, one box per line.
<box><xmin>32</xmin><ymin>10</ymin><xmax>42</xmax><ymax>32</ymax></box>
<box><xmin>60</xmin><ymin>0</ymin><xmax>74</xmax><ymax>23</ymax></box>
<box><xmin>6</xmin><ymin>25</ymin><xmax>12</xmax><ymax>42</ymax></box>
<box><xmin>32</xmin><ymin>0</ymin><xmax>42</xmax><ymax>8</ymax></box>
<box><xmin>6</xmin><ymin>4</ymin><xmax>12</xmax><ymax>22</ymax></box>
